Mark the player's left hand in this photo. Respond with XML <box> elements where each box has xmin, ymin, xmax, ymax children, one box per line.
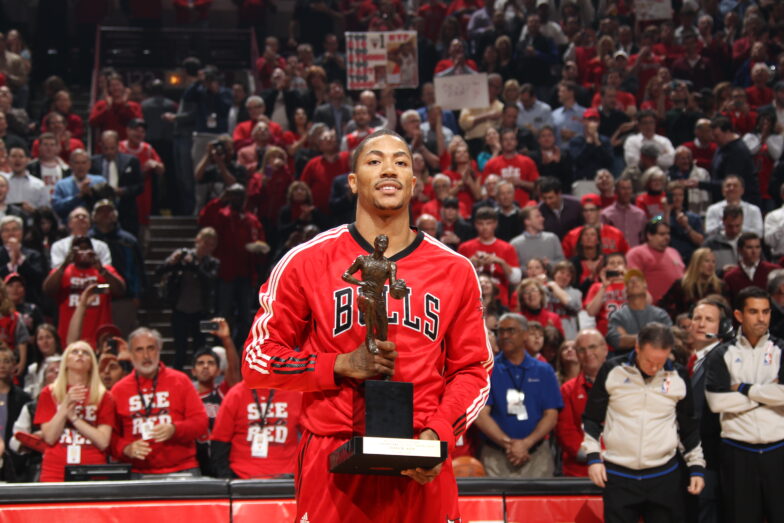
<box><xmin>687</xmin><ymin>475</ymin><xmax>705</xmax><ymax>495</ymax></box>
<box><xmin>401</xmin><ymin>429</ymin><xmax>442</xmax><ymax>485</ymax></box>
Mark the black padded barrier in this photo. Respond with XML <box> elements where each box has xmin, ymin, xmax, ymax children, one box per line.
<box><xmin>0</xmin><ymin>477</ymin><xmax>600</xmax><ymax>505</ymax></box>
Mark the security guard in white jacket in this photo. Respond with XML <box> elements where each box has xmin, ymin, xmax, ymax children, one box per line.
<box><xmin>705</xmin><ymin>286</ymin><xmax>784</xmax><ymax>523</ymax></box>
<box><xmin>582</xmin><ymin>322</ymin><xmax>706</xmax><ymax>523</ymax></box>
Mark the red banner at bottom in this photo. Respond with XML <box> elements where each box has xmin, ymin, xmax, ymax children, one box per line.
<box><xmin>231</xmin><ymin>495</ymin><xmax>603</xmax><ymax>522</ymax></box>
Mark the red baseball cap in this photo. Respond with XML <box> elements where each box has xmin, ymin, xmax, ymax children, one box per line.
<box><xmin>581</xmin><ymin>193</ymin><xmax>601</xmax><ymax>207</ymax></box>
<box><xmin>583</xmin><ymin>108</ymin><xmax>600</xmax><ymax>120</ymax></box>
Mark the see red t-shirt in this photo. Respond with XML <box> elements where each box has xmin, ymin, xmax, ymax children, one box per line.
<box><xmin>482</xmin><ymin>154</ymin><xmax>539</xmax><ymax>207</ymax></box>
<box><xmin>34</xmin><ymin>385</ymin><xmax>115</xmax><ymax>482</ymax></box>
<box><xmin>54</xmin><ymin>264</ymin><xmax>123</xmax><ymax>348</ymax></box>
<box><xmin>211</xmin><ymin>383</ymin><xmax>302</xmax><ymax>479</ymax></box>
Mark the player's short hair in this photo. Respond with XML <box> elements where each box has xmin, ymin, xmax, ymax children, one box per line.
<box><xmin>350</xmin><ymin>129</ymin><xmax>411</xmax><ymax>173</ymax></box>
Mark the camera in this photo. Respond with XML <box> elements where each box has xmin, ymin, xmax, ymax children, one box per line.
<box><xmin>199</xmin><ymin>320</ymin><xmax>220</xmax><ymax>333</ymax></box>
<box><xmin>210</xmin><ymin>140</ymin><xmax>226</xmax><ymax>157</ymax></box>
<box><xmin>606</xmin><ymin>270</ymin><xmax>622</xmax><ymax>278</ymax></box>
<box><xmin>94</xmin><ymin>284</ymin><xmax>111</xmax><ymax>294</ymax></box>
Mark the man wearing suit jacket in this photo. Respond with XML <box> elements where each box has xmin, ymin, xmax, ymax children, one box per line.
<box><xmin>261</xmin><ymin>67</ymin><xmax>305</xmax><ymax>131</ymax></box>
<box><xmin>312</xmin><ymin>81</ymin><xmax>352</xmax><ymax>141</ymax></box>
<box><xmin>91</xmin><ymin>130</ymin><xmax>143</xmax><ymax>236</ymax></box>
<box><xmin>723</xmin><ymin>232</ymin><xmax>780</xmax><ymax>305</ymax></box>
<box><xmin>688</xmin><ymin>298</ymin><xmax>727</xmax><ymax>523</ymax></box>
<box><xmin>0</xmin><ymin>215</ymin><xmax>47</xmax><ymax>307</ymax></box>
<box><xmin>537</xmin><ymin>176</ymin><xmax>583</xmax><ymax>240</ymax></box>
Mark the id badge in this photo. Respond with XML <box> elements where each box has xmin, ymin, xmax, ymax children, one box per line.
<box><xmin>506</xmin><ymin>389</ymin><xmax>528</xmax><ymax>421</ymax></box>
<box><xmin>251</xmin><ymin>431</ymin><xmax>269</xmax><ymax>458</ymax></box>
<box><xmin>67</xmin><ymin>444</ymin><xmax>81</xmax><ymax>464</ymax></box>
<box><xmin>141</xmin><ymin>420</ymin><xmax>155</xmax><ymax>441</ymax></box>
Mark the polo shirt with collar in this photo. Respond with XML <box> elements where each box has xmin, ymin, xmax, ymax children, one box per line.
<box><xmin>485</xmin><ymin>352</ymin><xmax>563</xmax><ymax>443</ymax></box>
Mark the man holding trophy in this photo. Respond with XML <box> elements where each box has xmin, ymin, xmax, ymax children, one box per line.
<box><xmin>242</xmin><ymin>129</ymin><xmax>493</xmax><ymax>522</ymax></box>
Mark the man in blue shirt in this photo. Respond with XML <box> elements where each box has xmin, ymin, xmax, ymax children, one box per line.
<box><xmin>475</xmin><ymin>312</ymin><xmax>563</xmax><ymax>477</ymax></box>
<box><xmin>52</xmin><ymin>149</ymin><xmax>107</xmax><ymax>222</ymax></box>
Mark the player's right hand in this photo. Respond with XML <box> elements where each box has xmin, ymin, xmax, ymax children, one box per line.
<box><xmin>334</xmin><ymin>340</ymin><xmax>398</xmax><ymax>380</ymax></box>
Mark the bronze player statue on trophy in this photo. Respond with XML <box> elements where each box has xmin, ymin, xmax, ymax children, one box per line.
<box><xmin>342</xmin><ymin>235</ymin><xmax>408</xmax><ymax>355</ymax></box>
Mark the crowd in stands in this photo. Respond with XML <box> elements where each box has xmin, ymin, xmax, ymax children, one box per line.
<box><xmin>0</xmin><ymin>1</ymin><xmax>783</xmax><ymax>511</ymax></box>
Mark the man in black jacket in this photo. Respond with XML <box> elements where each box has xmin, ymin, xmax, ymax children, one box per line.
<box><xmin>710</xmin><ymin>116</ymin><xmax>760</xmax><ymax>207</ymax></box>
<box><xmin>0</xmin><ymin>215</ymin><xmax>47</xmax><ymax>307</ymax></box>
<box><xmin>90</xmin><ymin>130</ymin><xmax>143</xmax><ymax>236</ymax></box>
<box><xmin>261</xmin><ymin>67</ymin><xmax>305</xmax><ymax>131</ymax></box>
<box><xmin>155</xmin><ymin>227</ymin><xmax>219</xmax><ymax>370</ymax></box>
<box><xmin>0</xmin><ymin>346</ymin><xmax>31</xmax><ymax>481</ymax></box>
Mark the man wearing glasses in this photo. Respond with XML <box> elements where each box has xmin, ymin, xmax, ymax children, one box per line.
<box><xmin>556</xmin><ymin>329</ymin><xmax>609</xmax><ymax>476</ymax></box>
<box><xmin>626</xmin><ymin>217</ymin><xmax>685</xmax><ymax>303</ymax></box>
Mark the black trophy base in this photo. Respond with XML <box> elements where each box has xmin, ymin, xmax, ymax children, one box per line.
<box><xmin>329</xmin><ymin>436</ymin><xmax>447</xmax><ymax>476</ymax></box>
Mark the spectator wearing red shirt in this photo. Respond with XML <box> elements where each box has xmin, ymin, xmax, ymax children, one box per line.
<box><xmin>42</xmin><ymin>236</ymin><xmax>126</xmax><ymax>348</ymax></box>
<box><xmin>88</xmin><ymin>74</ymin><xmax>143</xmax><ymax>143</ymax></box>
<box><xmin>32</xmin><ymin>112</ymin><xmax>85</xmax><ymax>162</ymax></box>
<box><xmin>594</xmin><ymin>169</ymin><xmax>616</xmax><ymax>208</ymax></box>
<box><xmin>173</xmin><ymin>0</ymin><xmax>212</xmax><ymax>24</ymax></box>
<box><xmin>671</xmin><ymin>31</ymin><xmax>717</xmax><ymax>92</ymax></box>
<box><xmin>722</xmin><ymin>87</ymin><xmax>757</xmax><ymax>135</ymax></box>
<box><xmin>562</xmin><ymin>194</ymin><xmax>628</xmax><ymax>258</ymax></box>
<box><xmin>120</xmin><ymin>118</ymin><xmax>164</xmax><ymax>231</ymax></box>
<box><xmin>583</xmin><ymin>253</ymin><xmax>628</xmax><ymax>335</ymax></box>
<box><xmin>111</xmin><ymin>327</ymin><xmax>209</xmax><ymax>477</ymax></box>
<box><xmin>36</xmin><ymin>341</ymin><xmax>114</xmax><ymax>482</ymax></box>
<box><xmin>635</xmin><ymin>167</ymin><xmax>668</xmax><ymax>218</ymax></box>
<box><xmin>434</xmin><ymin>39</ymin><xmax>479</xmax><ymax>76</ymax></box>
<box><xmin>41</xmin><ymin>90</ymin><xmax>85</xmax><ymax>141</ymax></box>
<box><xmin>746</xmin><ymin>63</ymin><xmax>774</xmax><ymax>110</ymax></box>
<box><xmin>458</xmin><ymin>206</ymin><xmax>521</xmax><ymax>307</ymax></box>
<box><xmin>191</xmin><ymin>318</ymin><xmax>241</xmax><ymax>476</ymax></box>
<box><xmin>421</xmin><ymin>175</ymin><xmax>471</xmax><ymax>222</ymax></box>
<box><xmin>255</xmin><ymin>36</ymin><xmax>287</xmax><ymax>90</ymax></box>
<box><xmin>683</xmin><ymin>118</ymin><xmax>717</xmax><ymax>172</ymax></box>
<box><xmin>417</xmin><ymin>0</ymin><xmax>448</xmax><ymax>43</ymax></box>
<box><xmin>628</xmin><ymin>30</ymin><xmax>665</xmax><ymax>101</ymax></box>
<box><xmin>556</xmin><ymin>329</ymin><xmax>608</xmax><ymax>477</ymax></box>
<box><xmin>300</xmin><ymin>129</ymin><xmax>350</xmax><ymax>216</ymax></box>
<box><xmin>211</xmin><ymin>381</ymin><xmax>303</xmax><ymax>479</ymax></box>
<box><xmin>517</xmin><ymin>278</ymin><xmax>565</xmax><ymax>337</ymax></box>
<box><xmin>232</xmin><ymin>96</ymin><xmax>283</xmax><ymax>152</ymax></box>
<box><xmin>245</xmin><ymin>145</ymin><xmax>293</xmax><ymax>238</ymax></box>
<box><xmin>198</xmin><ymin>185</ymin><xmax>267</xmax><ymax>347</ymax></box>
<box><xmin>482</xmin><ymin>129</ymin><xmax>539</xmax><ymax>208</ymax></box>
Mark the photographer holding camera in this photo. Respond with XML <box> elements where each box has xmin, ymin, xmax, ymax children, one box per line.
<box><xmin>42</xmin><ymin>236</ymin><xmax>125</xmax><ymax>349</ymax></box>
<box><xmin>194</xmin><ymin>135</ymin><xmax>247</xmax><ymax>209</ymax></box>
<box><xmin>155</xmin><ymin>227</ymin><xmax>219</xmax><ymax>371</ymax></box>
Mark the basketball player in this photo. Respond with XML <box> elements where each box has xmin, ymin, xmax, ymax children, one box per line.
<box><xmin>242</xmin><ymin>129</ymin><xmax>493</xmax><ymax>522</ymax></box>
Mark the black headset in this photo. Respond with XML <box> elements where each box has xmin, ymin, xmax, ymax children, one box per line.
<box><xmin>689</xmin><ymin>298</ymin><xmax>734</xmax><ymax>341</ymax></box>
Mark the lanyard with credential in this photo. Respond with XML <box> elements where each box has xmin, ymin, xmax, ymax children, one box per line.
<box><xmin>135</xmin><ymin>371</ymin><xmax>159</xmax><ymax>419</ymax></box>
<box><xmin>252</xmin><ymin>389</ymin><xmax>275</xmax><ymax>428</ymax></box>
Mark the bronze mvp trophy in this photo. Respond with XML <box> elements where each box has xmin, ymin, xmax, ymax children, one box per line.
<box><xmin>328</xmin><ymin>235</ymin><xmax>447</xmax><ymax>475</ymax></box>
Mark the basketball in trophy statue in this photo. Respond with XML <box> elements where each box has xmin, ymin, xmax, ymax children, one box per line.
<box><xmin>328</xmin><ymin>235</ymin><xmax>447</xmax><ymax>475</ymax></box>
